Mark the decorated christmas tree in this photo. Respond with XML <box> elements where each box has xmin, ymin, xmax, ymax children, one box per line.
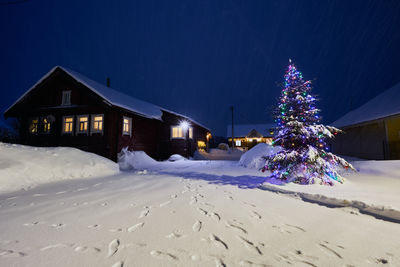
<box><xmin>263</xmin><ymin>60</ymin><xmax>355</xmax><ymax>185</ymax></box>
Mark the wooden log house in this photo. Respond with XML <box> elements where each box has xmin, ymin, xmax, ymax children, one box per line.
<box><xmin>4</xmin><ymin>66</ymin><xmax>211</xmax><ymax>161</ymax></box>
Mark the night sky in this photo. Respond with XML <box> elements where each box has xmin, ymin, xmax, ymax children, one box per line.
<box><xmin>1</xmin><ymin>0</ymin><xmax>400</xmax><ymax>136</ymax></box>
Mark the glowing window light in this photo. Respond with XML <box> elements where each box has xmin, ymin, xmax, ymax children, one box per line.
<box><xmin>63</xmin><ymin>116</ymin><xmax>74</xmax><ymax>133</ymax></box>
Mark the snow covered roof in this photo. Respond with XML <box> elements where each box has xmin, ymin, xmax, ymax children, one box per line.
<box><xmin>332</xmin><ymin>81</ymin><xmax>400</xmax><ymax>128</ymax></box>
<box><xmin>5</xmin><ymin>66</ymin><xmax>209</xmax><ymax>130</ymax></box>
<box><xmin>226</xmin><ymin>124</ymin><xmax>275</xmax><ymax>138</ymax></box>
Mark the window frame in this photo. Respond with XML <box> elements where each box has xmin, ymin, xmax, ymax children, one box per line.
<box><xmin>61</xmin><ymin>90</ymin><xmax>71</xmax><ymax>106</ymax></box>
<box><xmin>76</xmin><ymin>114</ymin><xmax>89</xmax><ymax>135</ymax></box>
<box><xmin>188</xmin><ymin>127</ymin><xmax>193</xmax><ymax>139</ymax></box>
<box><xmin>122</xmin><ymin>116</ymin><xmax>132</xmax><ymax>136</ymax></box>
<box><xmin>29</xmin><ymin>117</ymin><xmax>39</xmax><ymax>134</ymax></box>
<box><xmin>170</xmin><ymin>125</ymin><xmax>185</xmax><ymax>139</ymax></box>
<box><xmin>41</xmin><ymin>116</ymin><xmax>53</xmax><ymax>134</ymax></box>
<box><xmin>90</xmin><ymin>114</ymin><xmax>104</xmax><ymax>135</ymax></box>
<box><xmin>62</xmin><ymin>115</ymin><xmax>74</xmax><ymax>135</ymax></box>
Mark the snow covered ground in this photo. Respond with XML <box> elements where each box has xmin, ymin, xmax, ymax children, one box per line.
<box><xmin>0</xmin><ymin>143</ymin><xmax>399</xmax><ymax>266</ymax></box>
<box><xmin>0</xmin><ymin>142</ymin><xmax>119</xmax><ymax>193</ymax></box>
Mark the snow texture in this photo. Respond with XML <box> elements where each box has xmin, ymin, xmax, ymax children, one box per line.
<box><xmin>0</xmin><ymin>144</ymin><xmax>400</xmax><ymax>266</ymax></box>
<box><xmin>332</xmin><ymin>81</ymin><xmax>400</xmax><ymax>127</ymax></box>
<box><xmin>0</xmin><ymin>142</ymin><xmax>118</xmax><ymax>193</ymax></box>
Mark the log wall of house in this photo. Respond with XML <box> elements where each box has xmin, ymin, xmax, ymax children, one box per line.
<box><xmin>386</xmin><ymin>116</ymin><xmax>400</xmax><ymax>159</ymax></box>
<box><xmin>331</xmin><ymin>121</ymin><xmax>387</xmax><ymax>160</ymax></box>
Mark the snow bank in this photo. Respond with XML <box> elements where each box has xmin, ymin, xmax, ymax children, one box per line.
<box><xmin>239</xmin><ymin>143</ymin><xmax>281</xmax><ymax>169</ymax></box>
<box><xmin>118</xmin><ymin>147</ymin><xmax>157</xmax><ymax>171</ymax></box>
<box><xmin>261</xmin><ymin>159</ymin><xmax>400</xmax><ymax>217</ymax></box>
<box><xmin>0</xmin><ymin>142</ymin><xmax>118</xmax><ymax>193</ymax></box>
<box><xmin>168</xmin><ymin>154</ymin><xmax>187</xmax><ymax>162</ymax></box>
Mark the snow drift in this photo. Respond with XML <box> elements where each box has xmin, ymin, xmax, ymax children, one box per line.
<box><xmin>239</xmin><ymin>143</ymin><xmax>281</xmax><ymax>169</ymax></box>
<box><xmin>118</xmin><ymin>147</ymin><xmax>157</xmax><ymax>171</ymax></box>
<box><xmin>0</xmin><ymin>142</ymin><xmax>119</xmax><ymax>193</ymax></box>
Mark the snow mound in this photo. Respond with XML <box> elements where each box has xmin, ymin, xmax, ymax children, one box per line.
<box><xmin>239</xmin><ymin>143</ymin><xmax>281</xmax><ymax>169</ymax></box>
<box><xmin>0</xmin><ymin>142</ymin><xmax>119</xmax><ymax>193</ymax></box>
<box><xmin>168</xmin><ymin>154</ymin><xmax>187</xmax><ymax>162</ymax></box>
<box><xmin>118</xmin><ymin>148</ymin><xmax>157</xmax><ymax>171</ymax></box>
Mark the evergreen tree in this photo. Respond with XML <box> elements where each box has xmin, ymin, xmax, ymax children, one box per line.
<box><xmin>263</xmin><ymin>60</ymin><xmax>355</xmax><ymax>185</ymax></box>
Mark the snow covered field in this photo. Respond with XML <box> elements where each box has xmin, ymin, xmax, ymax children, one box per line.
<box><xmin>0</xmin><ymin>143</ymin><xmax>399</xmax><ymax>266</ymax></box>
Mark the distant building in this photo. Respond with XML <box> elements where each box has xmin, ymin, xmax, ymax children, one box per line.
<box><xmin>4</xmin><ymin>66</ymin><xmax>211</xmax><ymax>161</ymax></box>
<box><xmin>331</xmin><ymin>81</ymin><xmax>400</xmax><ymax>160</ymax></box>
<box><xmin>227</xmin><ymin>124</ymin><xmax>275</xmax><ymax>150</ymax></box>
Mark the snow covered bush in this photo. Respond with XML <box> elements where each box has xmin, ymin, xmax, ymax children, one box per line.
<box><xmin>239</xmin><ymin>143</ymin><xmax>281</xmax><ymax>169</ymax></box>
<box><xmin>168</xmin><ymin>154</ymin><xmax>187</xmax><ymax>162</ymax></box>
<box><xmin>118</xmin><ymin>147</ymin><xmax>156</xmax><ymax>171</ymax></box>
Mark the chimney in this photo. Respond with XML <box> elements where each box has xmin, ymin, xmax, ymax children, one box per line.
<box><xmin>106</xmin><ymin>77</ymin><xmax>110</xmax><ymax>87</ymax></box>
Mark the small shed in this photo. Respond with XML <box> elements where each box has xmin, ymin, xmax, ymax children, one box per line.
<box><xmin>331</xmin><ymin>81</ymin><xmax>400</xmax><ymax>160</ymax></box>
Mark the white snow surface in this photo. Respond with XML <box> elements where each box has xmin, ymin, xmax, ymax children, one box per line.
<box><xmin>332</xmin><ymin>81</ymin><xmax>400</xmax><ymax>127</ymax></box>
<box><xmin>238</xmin><ymin>143</ymin><xmax>281</xmax><ymax>169</ymax></box>
<box><xmin>0</xmin><ymin>144</ymin><xmax>400</xmax><ymax>266</ymax></box>
<box><xmin>0</xmin><ymin>142</ymin><xmax>119</xmax><ymax>193</ymax></box>
<box><xmin>262</xmin><ymin>159</ymin><xmax>400</xmax><ymax>211</ymax></box>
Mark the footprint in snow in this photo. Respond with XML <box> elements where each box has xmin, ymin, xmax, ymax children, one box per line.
<box><xmin>225</xmin><ymin>221</ymin><xmax>247</xmax><ymax>234</ymax></box>
<box><xmin>88</xmin><ymin>224</ymin><xmax>100</xmax><ymax>229</ymax></box>
<box><xmin>203</xmin><ymin>234</ymin><xmax>228</xmax><ymax>250</ymax></box>
<box><xmin>111</xmin><ymin>261</ymin><xmax>124</xmax><ymax>267</ymax></box>
<box><xmin>23</xmin><ymin>221</ymin><xmax>46</xmax><ymax>226</ymax></box>
<box><xmin>101</xmin><ymin>202</ymin><xmax>108</xmax><ymax>207</ymax></box>
<box><xmin>189</xmin><ymin>196</ymin><xmax>198</xmax><ymax>205</ymax></box>
<box><xmin>107</xmin><ymin>239</ymin><xmax>120</xmax><ymax>257</ymax></box>
<box><xmin>251</xmin><ymin>211</ymin><xmax>262</xmax><ymax>219</ymax></box>
<box><xmin>150</xmin><ymin>250</ymin><xmax>178</xmax><ymax>261</ymax></box>
<box><xmin>127</xmin><ymin>222</ymin><xmax>144</xmax><ymax>232</ymax></box>
<box><xmin>166</xmin><ymin>232</ymin><xmax>185</xmax><ymax>239</ymax></box>
<box><xmin>0</xmin><ymin>249</ymin><xmax>27</xmax><ymax>258</ymax></box>
<box><xmin>171</xmin><ymin>194</ymin><xmax>178</xmax><ymax>199</ymax></box>
<box><xmin>109</xmin><ymin>228</ymin><xmax>123</xmax><ymax>233</ymax></box>
<box><xmin>40</xmin><ymin>244</ymin><xmax>69</xmax><ymax>251</ymax></box>
<box><xmin>192</xmin><ymin>220</ymin><xmax>202</xmax><ymax>232</ymax></box>
<box><xmin>74</xmin><ymin>246</ymin><xmax>88</xmax><ymax>253</ymax></box>
<box><xmin>55</xmin><ymin>191</ymin><xmax>67</xmax><ymax>195</ymax></box>
<box><xmin>50</xmin><ymin>223</ymin><xmax>65</xmax><ymax>229</ymax></box>
<box><xmin>236</xmin><ymin>236</ymin><xmax>263</xmax><ymax>255</ymax></box>
<box><xmin>159</xmin><ymin>201</ymin><xmax>171</xmax><ymax>207</ymax></box>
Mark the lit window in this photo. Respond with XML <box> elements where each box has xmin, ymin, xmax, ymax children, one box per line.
<box><xmin>77</xmin><ymin>115</ymin><xmax>89</xmax><ymax>134</ymax></box>
<box><xmin>188</xmin><ymin>127</ymin><xmax>193</xmax><ymax>139</ymax></box>
<box><xmin>235</xmin><ymin>140</ymin><xmax>242</xmax><ymax>146</ymax></box>
<box><xmin>43</xmin><ymin>118</ymin><xmax>51</xmax><ymax>133</ymax></box>
<box><xmin>91</xmin><ymin>114</ymin><xmax>104</xmax><ymax>134</ymax></box>
<box><xmin>29</xmin><ymin>118</ymin><xmax>38</xmax><ymax>133</ymax></box>
<box><xmin>122</xmin><ymin>116</ymin><xmax>132</xmax><ymax>136</ymax></box>
<box><xmin>197</xmin><ymin>140</ymin><xmax>206</xmax><ymax>150</ymax></box>
<box><xmin>63</xmin><ymin>116</ymin><xmax>74</xmax><ymax>134</ymax></box>
<box><xmin>171</xmin><ymin>126</ymin><xmax>184</xmax><ymax>139</ymax></box>
<box><xmin>61</xmin><ymin>90</ymin><xmax>71</xmax><ymax>106</ymax></box>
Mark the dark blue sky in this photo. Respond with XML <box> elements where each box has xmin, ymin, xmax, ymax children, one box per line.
<box><xmin>1</xmin><ymin>0</ymin><xmax>400</xmax><ymax>136</ymax></box>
